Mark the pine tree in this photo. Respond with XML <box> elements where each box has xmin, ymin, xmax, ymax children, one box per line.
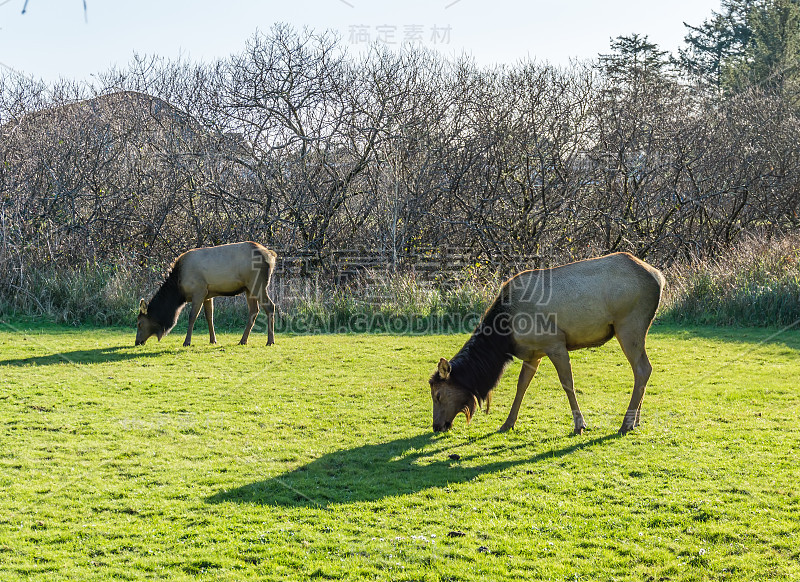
<box><xmin>679</xmin><ymin>0</ymin><xmax>800</xmax><ymax>94</ymax></box>
<box><xmin>740</xmin><ymin>0</ymin><xmax>800</xmax><ymax>91</ymax></box>
<box><xmin>599</xmin><ymin>34</ymin><xmax>670</xmax><ymax>87</ymax></box>
<box><xmin>676</xmin><ymin>0</ymin><xmax>755</xmax><ymax>91</ymax></box>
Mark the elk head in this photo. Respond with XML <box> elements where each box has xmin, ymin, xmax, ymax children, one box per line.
<box><xmin>429</xmin><ymin>358</ymin><xmax>479</xmax><ymax>432</ymax></box>
<box><xmin>135</xmin><ymin>298</ymin><xmax>164</xmax><ymax>346</ymax></box>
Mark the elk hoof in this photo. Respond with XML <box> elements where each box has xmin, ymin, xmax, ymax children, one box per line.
<box><xmin>238</xmin><ymin>340</ymin><xmax>248</xmax><ymax>346</ymax></box>
<box><xmin>497</xmin><ymin>423</ymin><xmax>514</xmax><ymax>433</ymax></box>
<box><xmin>618</xmin><ymin>425</ymin><xmax>634</xmax><ymax>435</ymax></box>
<box><xmin>573</xmin><ymin>426</ymin><xmax>585</xmax><ymax>436</ymax></box>
<box><xmin>183</xmin><ymin>341</ymin><xmax>191</xmax><ymax>347</ymax></box>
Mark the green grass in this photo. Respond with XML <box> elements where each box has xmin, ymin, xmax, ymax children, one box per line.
<box><xmin>1</xmin><ymin>321</ymin><xmax>799</xmax><ymax>581</ymax></box>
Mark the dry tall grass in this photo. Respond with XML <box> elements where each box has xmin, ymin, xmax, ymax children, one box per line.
<box><xmin>2</xmin><ymin>236</ymin><xmax>798</xmax><ymax>330</ymax></box>
<box><xmin>660</xmin><ymin>234</ymin><xmax>800</xmax><ymax>326</ymax></box>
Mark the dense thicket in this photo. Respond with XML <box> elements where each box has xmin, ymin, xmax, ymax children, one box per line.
<box><xmin>2</xmin><ymin>24</ymin><xmax>800</xmax><ymax>306</ymax></box>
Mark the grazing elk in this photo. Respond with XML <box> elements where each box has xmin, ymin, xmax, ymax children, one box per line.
<box><xmin>135</xmin><ymin>241</ymin><xmax>277</xmax><ymax>347</ymax></box>
<box><xmin>429</xmin><ymin>253</ymin><xmax>665</xmax><ymax>435</ymax></box>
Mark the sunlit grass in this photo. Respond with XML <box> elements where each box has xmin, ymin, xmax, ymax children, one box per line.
<box><xmin>0</xmin><ymin>322</ymin><xmax>798</xmax><ymax>580</ymax></box>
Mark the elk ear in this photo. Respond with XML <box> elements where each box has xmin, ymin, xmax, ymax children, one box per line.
<box><xmin>437</xmin><ymin>358</ymin><xmax>451</xmax><ymax>380</ymax></box>
<box><xmin>139</xmin><ymin>298</ymin><xmax>148</xmax><ymax>315</ymax></box>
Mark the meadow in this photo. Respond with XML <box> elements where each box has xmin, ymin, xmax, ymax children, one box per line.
<box><xmin>0</xmin><ymin>321</ymin><xmax>799</xmax><ymax>581</ymax></box>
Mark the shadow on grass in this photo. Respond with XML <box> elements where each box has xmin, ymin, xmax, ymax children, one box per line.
<box><xmin>0</xmin><ymin>345</ymin><xmax>161</xmax><ymax>367</ymax></box>
<box><xmin>207</xmin><ymin>432</ymin><xmax>618</xmax><ymax>508</ymax></box>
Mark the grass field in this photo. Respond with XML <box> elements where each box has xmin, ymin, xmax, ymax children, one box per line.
<box><xmin>0</xmin><ymin>321</ymin><xmax>799</xmax><ymax>581</ymax></box>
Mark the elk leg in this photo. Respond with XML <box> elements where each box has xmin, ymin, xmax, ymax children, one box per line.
<box><xmin>183</xmin><ymin>294</ymin><xmax>205</xmax><ymax>347</ymax></box>
<box><xmin>239</xmin><ymin>295</ymin><xmax>260</xmax><ymax>345</ymax></box>
<box><xmin>203</xmin><ymin>299</ymin><xmax>216</xmax><ymax>344</ymax></box>
<box><xmin>498</xmin><ymin>357</ymin><xmax>542</xmax><ymax>432</ymax></box>
<box><xmin>616</xmin><ymin>325</ymin><xmax>653</xmax><ymax>434</ymax></box>
<box><xmin>248</xmin><ymin>252</ymin><xmax>275</xmax><ymax>346</ymax></box>
<box><xmin>262</xmin><ymin>293</ymin><xmax>275</xmax><ymax>346</ymax></box>
<box><xmin>547</xmin><ymin>347</ymin><xmax>586</xmax><ymax>435</ymax></box>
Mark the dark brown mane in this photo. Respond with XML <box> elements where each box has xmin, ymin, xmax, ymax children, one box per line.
<box><xmin>146</xmin><ymin>260</ymin><xmax>187</xmax><ymax>334</ymax></box>
<box><xmin>443</xmin><ymin>293</ymin><xmax>517</xmax><ymax>402</ymax></box>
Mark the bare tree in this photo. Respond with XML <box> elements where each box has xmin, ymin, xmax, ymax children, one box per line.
<box><xmin>2</xmin><ymin>23</ymin><xmax>800</xmax><ymax>312</ymax></box>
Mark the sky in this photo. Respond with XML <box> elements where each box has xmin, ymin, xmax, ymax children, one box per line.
<box><xmin>0</xmin><ymin>0</ymin><xmax>723</xmax><ymax>83</ymax></box>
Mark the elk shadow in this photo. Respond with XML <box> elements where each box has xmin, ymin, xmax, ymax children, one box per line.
<box><xmin>206</xmin><ymin>432</ymin><xmax>617</xmax><ymax>508</ymax></box>
<box><xmin>0</xmin><ymin>345</ymin><xmax>161</xmax><ymax>367</ymax></box>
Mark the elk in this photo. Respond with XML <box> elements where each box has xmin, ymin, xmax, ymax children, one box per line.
<box><xmin>429</xmin><ymin>253</ymin><xmax>665</xmax><ymax>435</ymax></box>
<box><xmin>136</xmin><ymin>242</ymin><xmax>277</xmax><ymax>347</ymax></box>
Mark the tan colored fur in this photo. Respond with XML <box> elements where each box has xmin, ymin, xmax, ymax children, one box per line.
<box><xmin>179</xmin><ymin>242</ymin><xmax>277</xmax><ymax>346</ymax></box>
<box><xmin>432</xmin><ymin>252</ymin><xmax>665</xmax><ymax>435</ymax></box>
<box><xmin>136</xmin><ymin>241</ymin><xmax>277</xmax><ymax>347</ymax></box>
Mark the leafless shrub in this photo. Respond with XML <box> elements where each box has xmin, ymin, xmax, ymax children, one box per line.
<box><xmin>2</xmin><ymin>24</ymin><xmax>800</xmax><ymax>320</ymax></box>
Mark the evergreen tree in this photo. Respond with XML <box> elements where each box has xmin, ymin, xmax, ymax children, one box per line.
<box><xmin>677</xmin><ymin>0</ymin><xmax>755</xmax><ymax>90</ymax></box>
<box><xmin>599</xmin><ymin>34</ymin><xmax>671</xmax><ymax>88</ymax></box>
<box><xmin>738</xmin><ymin>0</ymin><xmax>800</xmax><ymax>91</ymax></box>
<box><xmin>679</xmin><ymin>0</ymin><xmax>800</xmax><ymax>93</ymax></box>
